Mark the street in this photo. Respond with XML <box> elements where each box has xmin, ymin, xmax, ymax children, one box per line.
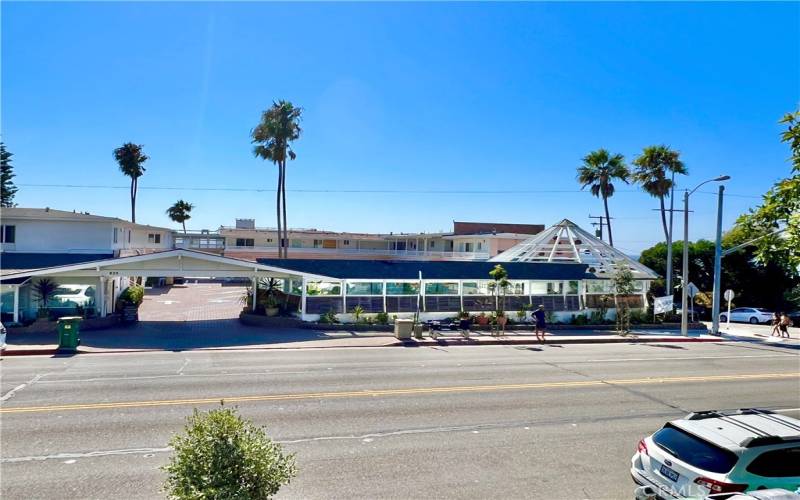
<box><xmin>2</xmin><ymin>341</ymin><xmax>799</xmax><ymax>499</ymax></box>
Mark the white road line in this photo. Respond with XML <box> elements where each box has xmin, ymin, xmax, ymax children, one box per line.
<box><xmin>583</xmin><ymin>354</ymin><xmax>797</xmax><ymax>363</ymax></box>
<box><xmin>0</xmin><ymin>373</ymin><xmax>45</xmax><ymax>402</ymax></box>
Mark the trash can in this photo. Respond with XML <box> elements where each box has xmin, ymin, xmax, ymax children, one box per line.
<box><xmin>57</xmin><ymin>316</ymin><xmax>82</xmax><ymax>350</ymax></box>
<box><xmin>394</xmin><ymin>319</ymin><xmax>413</xmax><ymax>340</ymax></box>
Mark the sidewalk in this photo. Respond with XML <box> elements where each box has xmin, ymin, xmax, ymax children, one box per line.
<box><xmin>1</xmin><ymin>323</ymin><xmax>723</xmax><ymax>357</ymax></box>
<box><xmin>706</xmin><ymin>322</ymin><xmax>800</xmax><ymax>348</ymax></box>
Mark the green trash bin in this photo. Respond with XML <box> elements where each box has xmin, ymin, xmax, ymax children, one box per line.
<box><xmin>57</xmin><ymin>316</ymin><xmax>82</xmax><ymax>350</ymax></box>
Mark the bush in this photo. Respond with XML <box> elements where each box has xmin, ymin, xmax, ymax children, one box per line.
<box><xmin>118</xmin><ymin>285</ymin><xmax>144</xmax><ymax>306</ymax></box>
<box><xmin>163</xmin><ymin>406</ymin><xmax>296</xmax><ymax>500</ymax></box>
<box><xmin>319</xmin><ymin>311</ymin><xmax>339</xmax><ymax>324</ymax></box>
<box><xmin>571</xmin><ymin>314</ymin><xmax>589</xmax><ymax>326</ymax></box>
<box><xmin>375</xmin><ymin>312</ymin><xmax>389</xmax><ymax>325</ymax></box>
<box><xmin>629</xmin><ymin>309</ymin><xmax>651</xmax><ymax>325</ymax></box>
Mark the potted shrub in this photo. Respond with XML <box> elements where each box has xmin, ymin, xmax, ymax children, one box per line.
<box><xmin>351</xmin><ymin>305</ymin><xmax>365</xmax><ymax>323</ymax></box>
<box><xmin>264</xmin><ymin>296</ymin><xmax>280</xmax><ymax>317</ymax></box>
<box><xmin>476</xmin><ymin>312</ymin><xmax>489</xmax><ymax>326</ymax></box>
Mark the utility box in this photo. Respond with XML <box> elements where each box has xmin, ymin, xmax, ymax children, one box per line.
<box><xmin>57</xmin><ymin>316</ymin><xmax>82</xmax><ymax>350</ymax></box>
<box><xmin>394</xmin><ymin>319</ymin><xmax>413</xmax><ymax>340</ymax></box>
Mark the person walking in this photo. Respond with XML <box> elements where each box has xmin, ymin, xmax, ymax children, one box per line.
<box><xmin>533</xmin><ymin>305</ymin><xmax>547</xmax><ymax>343</ymax></box>
<box><xmin>779</xmin><ymin>312</ymin><xmax>793</xmax><ymax>339</ymax></box>
<box><xmin>771</xmin><ymin>312</ymin><xmax>781</xmax><ymax>336</ymax></box>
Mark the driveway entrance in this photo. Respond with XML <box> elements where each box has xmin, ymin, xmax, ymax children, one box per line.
<box><xmin>138</xmin><ymin>282</ymin><xmax>246</xmax><ymax>323</ymax></box>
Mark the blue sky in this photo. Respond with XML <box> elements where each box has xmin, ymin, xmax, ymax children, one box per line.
<box><xmin>3</xmin><ymin>2</ymin><xmax>798</xmax><ymax>254</ymax></box>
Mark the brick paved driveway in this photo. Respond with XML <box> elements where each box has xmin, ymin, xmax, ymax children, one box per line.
<box><xmin>139</xmin><ymin>282</ymin><xmax>246</xmax><ymax>322</ymax></box>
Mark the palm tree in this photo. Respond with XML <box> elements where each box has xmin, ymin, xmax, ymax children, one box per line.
<box><xmin>166</xmin><ymin>200</ymin><xmax>194</xmax><ymax>233</ymax></box>
<box><xmin>251</xmin><ymin>101</ymin><xmax>302</xmax><ymax>259</ymax></box>
<box><xmin>114</xmin><ymin>142</ymin><xmax>149</xmax><ymax>223</ymax></box>
<box><xmin>631</xmin><ymin>145</ymin><xmax>687</xmax><ymax>242</ymax></box>
<box><xmin>577</xmin><ymin>149</ymin><xmax>629</xmax><ymax>247</ymax></box>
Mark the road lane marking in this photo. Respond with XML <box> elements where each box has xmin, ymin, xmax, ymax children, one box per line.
<box><xmin>583</xmin><ymin>354</ymin><xmax>797</xmax><ymax>363</ymax></box>
<box><xmin>1</xmin><ymin>372</ymin><xmax>797</xmax><ymax>414</ymax></box>
<box><xmin>0</xmin><ymin>373</ymin><xmax>46</xmax><ymax>402</ymax></box>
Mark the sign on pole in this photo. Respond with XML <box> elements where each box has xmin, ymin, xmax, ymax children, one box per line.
<box><xmin>687</xmin><ymin>282</ymin><xmax>699</xmax><ymax>298</ymax></box>
<box><xmin>653</xmin><ymin>295</ymin><xmax>674</xmax><ymax>315</ymax></box>
<box><xmin>724</xmin><ymin>289</ymin><xmax>734</xmax><ymax>329</ymax></box>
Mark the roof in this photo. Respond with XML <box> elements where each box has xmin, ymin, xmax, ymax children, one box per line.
<box><xmin>490</xmin><ymin>219</ymin><xmax>658</xmax><ymax>279</ymax></box>
<box><xmin>675</xmin><ymin>410</ymin><xmax>800</xmax><ymax>450</ymax></box>
<box><xmin>453</xmin><ymin>221</ymin><xmax>545</xmax><ymax>236</ymax></box>
<box><xmin>1</xmin><ymin>252</ymin><xmax>114</xmax><ymax>276</ymax></box>
<box><xmin>1</xmin><ymin>207</ymin><xmax>173</xmax><ymax>232</ymax></box>
<box><xmin>256</xmin><ymin>258</ymin><xmax>592</xmax><ymax>280</ymax></box>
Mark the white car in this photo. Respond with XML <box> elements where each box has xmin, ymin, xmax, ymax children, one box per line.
<box><xmin>0</xmin><ymin>321</ymin><xmax>6</xmax><ymax>351</ymax></box>
<box><xmin>720</xmin><ymin>308</ymin><xmax>775</xmax><ymax>325</ymax></box>
<box><xmin>52</xmin><ymin>285</ymin><xmax>95</xmax><ymax>307</ymax></box>
<box><xmin>631</xmin><ymin>409</ymin><xmax>800</xmax><ymax>499</ymax></box>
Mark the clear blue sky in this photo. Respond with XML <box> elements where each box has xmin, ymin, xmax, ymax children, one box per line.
<box><xmin>3</xmin><ymin>2</ymin><xmax>798</xmax><ymax>254</ymax></box>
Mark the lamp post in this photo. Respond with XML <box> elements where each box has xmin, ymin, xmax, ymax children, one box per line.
<box><xmin>681</xmin><ymin>175</ymin><xmax>730</xmax><ymax>336</ymax></box>
<box><xmin>711</xmin><ymin>184</ymin><xmax>726</xmax><ymax>335</ymax></box>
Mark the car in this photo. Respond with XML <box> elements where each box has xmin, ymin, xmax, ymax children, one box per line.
<box><xmin>631</xmin><ymin>409</ymin><xmax>800</xmax><ymax>499</ymax></box>
<box><xmin>788</xmin><ymin>311</ymin><xmax>800</xmax><ymax>324</ymax></box>
<box><xmin>51</xmin><ymin>284</ymin><xmax>95</xmax><ymax>307</ymax></box>
<box><xmin>719</xmin><ymin>308</ymin><xmax>775</xmax><ymax>325</ymax></box>
<box><xmin>0</xmin><ymin>321</ymin><xmax>6</xmax><ymax>352</ymax></box>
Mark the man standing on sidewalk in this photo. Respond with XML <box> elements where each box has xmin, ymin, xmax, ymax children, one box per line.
<box><xmin>533</xmin><ymin>305</ymin><xmax>547</xmax><ymax>344</ymax></box>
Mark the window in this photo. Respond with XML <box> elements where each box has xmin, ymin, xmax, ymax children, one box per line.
<box><xmin>464</xmin><ymin>243</ymin><xmax>473</xmax><ymax>252</ymax></box>
<box><xmin>113</xmin><ymin>227</ymin><xmax>119</xmax><ymax>244</ymax></box>
<box><xmin>462</xmin><ymin>281</ymin><xmax>490</xmax><ymax>295</ymax></box>
<box><xmin>313</xmin><ymin>239</ymin><xmax>323</xmax><ymax>248</ymax></box>
<box><xmin>343</xmin><ymin>239</ymin><xmax>350</xmax><ymax>246</ymax></box>
<box><xmin>567</xmin><ymin>281</ymin><xmax>579</xmax><ymax>294</ymax></box>
<box><xmin>547</xmin><ymin>282</ymin><xmax>564</xmax><ymax>295</ymax></box>
<box><xmin>346</xmin><ymin>282</ymin><xmax>383</xmax><ymax>296</ymax></box>
<box><xmin>386</xmin><ymin>282</ymin><xmax>420</xmax><ymax>295</ymax></box>
<box><xmin>127</xmin><ymin>230</ymin><xmax>131</xmax><ymax>243</ymax></box>
<box><xmin>429</xmin><ymin>240</ymin><xmax>435</xmax><ymax>248</ymax></box>
<box><xmin>291</xmin><ymin>239</ymin><xmax>301</xmax><ymax>248</ymax></box>
<box><xmin>425</xmin><ymin>282</ymin><xmax>459</xmax><ymax>295</ymax></box>
<box><xmin>477</xmin><ymin>242</ymin><xmax>482</xmax><ymax>251</ymax></box>
<box><xmin>305</xmin><ymin>281</ymin><xmax>342</xmax><ymax>296</ymax></box>
<box><xmin>652</xmin><ymin>424</ymin><xmax>738</xmax><ymax>474</ymax></box>
<box><xmin>746</xmin><ymin>447</ymin><xmax>800</xmax><ymax>477</ymax></box>
<box><xmin>266</xmin><ymin>238</ymin><xmax>273</xmax><ymax>243</ymax></box>
<box><xmin>1</xmin><ymin>225</ymin><xmax>15</xmax><ymax>243</ymax></box>
<box><xmin>235</xmin><ymin>238</ymin><xmax>254</xmax><ymax>247</ymax></box>
<box><xmin>148</xmin><ymin>233</ymin><xmax>161</xmax><ymax>244</ymax></box>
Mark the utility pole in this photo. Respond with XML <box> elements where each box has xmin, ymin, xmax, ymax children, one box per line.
<box><xmin>588</xmin><ymin>215</ymin><xmax>610</xmax><ymax>242</ymax></box>
<box><xmin>711</xmin><ymin>185</ymin><xmax>725</xmax><ymax>335</ymax></box>
<box><xmin>666</xmin><ymin>171</ymin><xmax>676</xmax><ymax>293</ymax></box>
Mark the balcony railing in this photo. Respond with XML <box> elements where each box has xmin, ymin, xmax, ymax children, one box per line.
<box><xmin>223</xmin><ymin>246</ymin><xmax>490</xmax><ymax>260</ymax></box>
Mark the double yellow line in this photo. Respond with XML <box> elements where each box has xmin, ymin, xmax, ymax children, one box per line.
<box><xmin>1</xmin><ymin>372</ymin><xmax>797</xmax><ymax>414</ymax></box>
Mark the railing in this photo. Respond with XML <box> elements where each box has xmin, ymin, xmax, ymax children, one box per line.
<box><xmin>224</xmin><ymin>245</ymin><xmax>490</xmax><ymax>260</ymax></box>
<box><xmin>174</xmin><ymin>241</ymin><xmax>226</xmax><ymax>250</ymax></box>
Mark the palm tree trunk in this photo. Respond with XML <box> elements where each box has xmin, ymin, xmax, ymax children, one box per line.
<box><xmin>276</xmin><ymin>165</ymin><xmax>283</xmax><ymax>259</ymax></box>
<box><xmin>281</xmin><ymin>160</ymin><xmax>289</xmax><ymax>259</ymax></box>
<box><xmin>658</xmin><ymin>195</ymin><xmax>669</xmax><ymax>242</ymax></box>
<box><xmin>130</xmin><ymin>177</ymin><xmax>136</xmax><ymax>223</ymax></box>
<box><xmin>603</xmin><ymin>194</ymin><xmax>613</xmax><ymax>247</ymax></box>
<box><xmin>182</xmin><ymin>221</ymin><xmax>187</xmax><ymax>234</ymax></box>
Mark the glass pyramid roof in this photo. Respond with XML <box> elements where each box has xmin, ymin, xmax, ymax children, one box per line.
<box><xmin>490</xmin><ymin>219</ymin><xmax>658</xmax><ymax>279</ymax></box>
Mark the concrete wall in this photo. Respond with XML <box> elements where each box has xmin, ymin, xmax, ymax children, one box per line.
<box><xmin>2</xmin><ymin>220</ymin><xmax>113</xmax><ymax>253</ymax></box>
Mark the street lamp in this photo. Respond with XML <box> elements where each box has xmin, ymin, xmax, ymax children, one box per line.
<box><xmin>681</xmin><ymin>175</ymin><xmax>730</xmax><ymax>336</ymax></box>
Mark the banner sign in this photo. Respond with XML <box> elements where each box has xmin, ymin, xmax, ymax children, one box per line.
<box><xmin>654</xmin><ymin>295</ymin><xmax>674</xmax><ymax>315</ymax></box>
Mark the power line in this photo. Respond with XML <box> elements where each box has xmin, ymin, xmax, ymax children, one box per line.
<box><xmin>16</xmin><ymin>183</ymin><xmax>764</xmax><ymax>198</ymax></box>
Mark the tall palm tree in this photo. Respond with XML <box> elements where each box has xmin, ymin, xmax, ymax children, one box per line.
<box><xmin>166</xmin><ymin>200</ymin><xmax>194</xmax><ymax>233</ymax></box>
<box><xmin>631</xmin><ymin>145</ymin><xmax>687</xmax><ymax>242</ymax></box>
<box><xmin>577</xmin><ymin>149</ymin><xmax>629</xmax><ymax>247</ymax></box>
<box><xmin>251</xmin><ymin>101</ymin><xmax>302</xmax><ymax>259</ymax></box>
<box><xmin>113</xmin><ymin>142</ymin><xmax>149</xmax><ymax>223</ymax></box>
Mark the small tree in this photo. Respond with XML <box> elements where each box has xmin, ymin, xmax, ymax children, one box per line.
<box><xmin>163</xmin><ymin>405</ymin><xmax>297</xmax><ymax>500</ymax></box>
<box><xmin>0</xmin><ymin>142</ymin><xmax>18</xmax><ymax>207</ymax></box>
<box><xmin>166</xmin><ymin>200</ymin><xmax>194</xmax><ymax>234</ymax></box>
<box><xmin>33</xmin><ymin>278</ymin><xmax>58</xmax><ymax>317</ymax></box>
<box><xmin>612</xmin><ymin>263</ymin><xmax>636</xmax><ymax>334</ymax></box>
<box><xmin>488</xmin><ymin>264</ymin><xmax>510</xmax><ymax>315</ymax></box>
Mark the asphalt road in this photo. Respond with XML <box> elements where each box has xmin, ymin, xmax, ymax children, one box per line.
<box><xmin>2</xmin><ymin>341</ymin><xmax>799</xmax><ymax>499</ymax></box>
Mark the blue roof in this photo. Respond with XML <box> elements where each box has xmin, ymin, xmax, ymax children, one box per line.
<box><xmin>1</xmin><ymin>252</ymin><xmax>114</xmax><ymax>277</ymax></box>
<box><xmin>257</xmin><ymin>259</ymin><xmax>592</xmax><ymax>280</ymax></box>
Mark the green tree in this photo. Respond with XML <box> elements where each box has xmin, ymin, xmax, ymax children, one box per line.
<box><xmin>577</xmin><ymin>149</ymin><xmax>629</xmax><ymax>247</ymax></box>
<box><xmin>612</xmin><ymin>263</ymin><xmax>635</xmax><ymax>334</ymax></box>
<box><xmin>251</xmin><ymin>101</ymin><xmax>302</xmax><ymax>259</ymax></box>
<box><xmin>163</xmin><ymin>406</ymin><xmax>296</xmax><ymax>499</ymax></box>
<box><xmin>33</xmin><ymin>278</ymin><xmax>58</xmax><ymax>316</ymax></box>
<box><xmin>736</xmin><ymin>110</ymin><xmax>800</xmax><ymax>274</ymax></box>
<box><xmin>488</xmin><ymin>264</ymin><xmax>510</xmax><ymax>314</ymax></box>
<box><xmin>631</xmin><ymin>145</ymin><xmax>687</xmax><ymax>242</ymax></box>
<box><xmin>0</xmin><ymin>142</ymin><xmax>18</xmax><ymax>207</ymax></box>
<box><xmin>166</xmin><ymin>200</ymin><xmax>194</xmax><ymax>234</ymax></box>
<box><xmin>113</xmin><ymin>142</ymin><xmax>149</xmax><ymax>223</ymax></box>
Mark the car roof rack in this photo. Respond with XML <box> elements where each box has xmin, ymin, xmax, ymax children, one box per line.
<box><xmin>685</xmin><ymin>409</ymin><xmax>775</xmax><ymax>421</ymax></box>
<box><xmin>740</xmin><ymin>435</ymin><xmax>800</xmax><ymax>448</ymax></box>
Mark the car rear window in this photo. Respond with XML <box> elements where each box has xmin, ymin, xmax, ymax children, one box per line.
<box><xmin>652</xmin><ymin>424</ymin><xmax>739</xmax><ymax>474</ymax></box>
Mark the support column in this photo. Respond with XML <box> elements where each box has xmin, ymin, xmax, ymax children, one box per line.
<box><xmin>301</xmin><ymin>276</ymin><xmax>307</xmax><ymax>317</ymax></box>
<box><xmin>13</xmin><ymin>285</ymin><xmax>19</xmax><ymax>324</ymax></box>
<box><xmin>252</xmin><ymin>277</ymin><xmax>258</xmax><ymax>312</ymax></box>
<box><xmin>342</xmin><ymin>280</ymin><xmax>347</xmax><ymax>314</ymax></box>
<box><xmin>98</xmin><ymin>277</ymin><xmax>107</xmax><ymax>317</ymax></box>
<box><xmin>382</xmin><ymin>280</ymin><xmax>387</xmax><ymax>313</ymax></box>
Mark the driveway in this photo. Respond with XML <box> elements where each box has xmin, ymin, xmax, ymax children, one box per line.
<box><xmin>138</xmin><ymin>282</ymin><xmax>246</xmax><ymax>323</ymax></box>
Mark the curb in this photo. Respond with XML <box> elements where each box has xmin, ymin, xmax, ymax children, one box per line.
<box><xmin>1</xmin><ymin>335</ymin><xmax>725</xmax><ymax>357</ymax></box>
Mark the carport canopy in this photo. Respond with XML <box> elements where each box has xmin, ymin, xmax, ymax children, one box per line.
<box><xmin>0</xmin><ymin>249</ymin><xmax>335</xmax><ymax>281</ymax></box>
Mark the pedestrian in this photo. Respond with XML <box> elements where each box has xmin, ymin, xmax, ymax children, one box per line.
<box><xmin>533</xmin><ymin>305</ymin><xmax>547</xmax><ymax>343</ymax></box>
<box><xmin>779</xmin><ymin>312</ymin><xmax>793</xmax><ymax>339</ymax></box>
<box><xmin>771</xmin><ymin>312</ymin><xmax>781</xmax><ymax>336</ymax></box>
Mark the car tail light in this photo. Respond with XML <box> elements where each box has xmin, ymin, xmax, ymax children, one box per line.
<box><xmin>637</xmin><ymin>438</ymin><xmax>648</xmax><ymax>455</ymax></box>
<box><xmin>693</xmin><ymin>477</ymin><xmax>747</xmax><ymax>494</ymax></box>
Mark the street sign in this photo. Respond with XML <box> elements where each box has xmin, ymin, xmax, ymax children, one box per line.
<box><xmin>687</xmin><ymin>282</ymin><xmax>699</xmax><ymax>298</ymax></box>
<box><xmin>653</xmin><ymin>295</ymin><xmax>674</xmax><ymax>315</ymax></box>
<box><xmin>724</xmin><ymin>289</ymin><xmax>734</xmax><ymax>301</ymax></box>
<box><xmin>724</xmin><ymin>289</ymin><xmax>734</xmax><ymax>330</ymax></box>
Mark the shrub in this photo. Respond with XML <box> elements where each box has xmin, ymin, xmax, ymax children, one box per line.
<box><xmin>319</xmin><ymin>311</ymin><xmax>339</xmax><ymax>324</ymax></box>
<box><xmin>629</xmin><ymin>309</ymin><xmax>650</xmax><ymax>325</ymax></box>
<box><xmin>375</xmin><ymin>312</ymin><xmax>389</xmax><ymax>325</ymax></box>
<box><xmin>351</xmin><ymin>305</ymin><xmax>365</xmax><ymax>322</ymax></box>
<box><xmin>118</xmin><ymin>285</ymin><xmax>144</xmax><ymax>306</ymax></box>
<box><xmin>571</xmin><ymin>314</ymin><xmax>589</xmax><ymax>326</ymax></box>
<box><xmin>163</xmin><ymin>406</ymin><xmax>296</xmax><ymax>499</ymax></box>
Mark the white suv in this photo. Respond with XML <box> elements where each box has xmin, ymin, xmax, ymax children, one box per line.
<box><xmin>631</xmin><ymin>409</ymin><xmax>800</xmax><ymax>499</ymax></box>
<box><xmin>719</xmin><ymin>308</ymin><xmax>774</xmax><ymax>325</ymax></box>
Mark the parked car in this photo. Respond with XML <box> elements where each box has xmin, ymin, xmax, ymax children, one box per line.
<box><xmin>719</xmin><ymin>308</ymin><xmax>775</xmax><ymax>325</ymax></box>
<box><xmin>635</xmin><ymin>485</ymin><xmax>800</xmax><ymax>500</ymax></box>
<box><xmin>788</xmin><ymin>311</ymin><xmax>800</xmax><ymax>324</ymax></box>
<box><xmin>631</xmin><ymin>409</ymin><xmax>800</xmax><ymax>499</ymax></box>
<box><xmin>51</xmin><ymin>285</ymin><xmax>95</xmax><ymax>307</ymax></box>
<box><xmin>0</xmin><ymin>321</ymin><xmax>6</xmax><ymax>352</ymax></box>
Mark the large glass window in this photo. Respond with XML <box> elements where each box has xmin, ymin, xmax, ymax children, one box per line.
<box><xmin>567</xmin><ymin>281</ymin><xmax>579</xmax><ymax>294</ymax></box>
<box><xmin>346</xmin><ymin>282</ymin><xmax>383</xmax><ymax>296</ymax></box>
<box><xmin>305</xmin><ymin>281</ymin><xmax>341</xmax><ymax>296</ymax></box>
<box><xmin>462</xmin><ymin>281</ymin><xmax>490</xmax><ymax>295</ymax></box>
<box><xmin>652</xmin><ymin>425</ymin><xmax>738</xmax><ymax>474</ymax></box>
<box><xmin>47</xmin><ymin>284</ymin><xmax>96</xmax><ymax>309</ymax></box>
<box><xmin>235</xmin><ymin>238</ymin><xmax>254</xmax><ymax>247</ymax></box>
<box><xmin>530</xmin><ymin>281</ymin><xmax>549</xmax><ymax>295</ymax></box>
<box><xmin>1</xmin><ymin>225</ymin><xmax>15</xmax><ymax>243</ymax></box>
<box><xmin>425</xmin><ymin>282</ymin><xmax>459</xmax><ymax>295</ymax></box>
<box><xmin>586</xmin><ymin>280</ymin><xmax>613</xmax><ymax>294</ymax></box>
<box><xmin>386</xmin><ymin>282</ymin><xmax>419</xmax><ymax>295</ymax></box>
<box><xmin>507</xmin><ymin>281</ymin><xmax>525</xmax><ymax>295</ymax></box>
<box><xmin>547</xmin><ymin>282</ymin><xmax>563</xmax><ymax>295</ymax></box>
